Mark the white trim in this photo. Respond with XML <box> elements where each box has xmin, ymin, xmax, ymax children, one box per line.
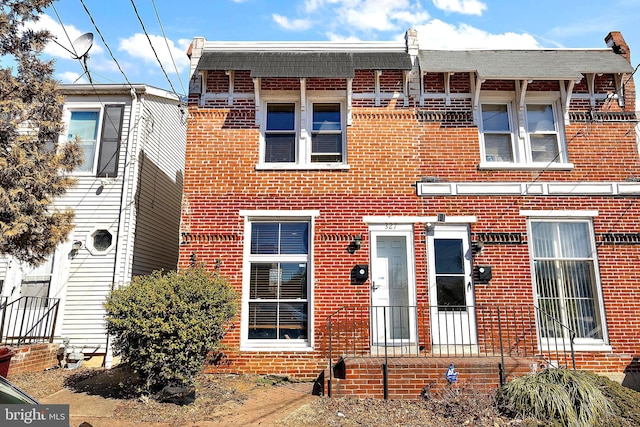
<box><xmin>478</xmin><ymin>162</ymin><xmax>574</xmax><ymax>171</ymax></box>
<box><xmin>363</xmin><ymin>216</ymin><xmax>477</xmax><ymax>224</ymax></box>
<box><xmin>85</xmin><ymin>226</ymin><xmax>118</xmax><ymax>256</ymax></box>
<box><xmin>527</xmin><ymin>217</ymin><xmax>609</xmax><ymax>349</ymax></box>
<box><xmin>240</xmin><ymin>212</ymin><xmax>316</xmax><ymax>351</ymax></box>
<box><xmin>417</xmin><ymin>182</ymin><xmax>638</xmax><ymax>197</ymax></box>
<box><xmin>202</xmin><ymin>40</ymin><xmax>405</xmax><ymax>52</ymax></box>
<box><xmin>258</xmin><ymin>91</ymin><xmax>348</xmax><ymax>168</ymax></box>
<box><xmin>240</xmin><ymin>209</ymin><xmax>320</xmax><ymax>218</ymax></box>
<box><xmin>520</xmin><ymin>210</ymin><xmax>598</xmax><ymax>217</ymax></box>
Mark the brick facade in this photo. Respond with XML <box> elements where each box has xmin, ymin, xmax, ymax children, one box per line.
<box><xmin>183</xmin><ymin>30</ymin><xmax>639</xmax><ymax>385</ymax></box>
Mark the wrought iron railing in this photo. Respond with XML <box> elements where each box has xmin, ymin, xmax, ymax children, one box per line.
<box><xmin>326</xmin><ymin>304</ymin><xmax>576</xmax><ymax>393</ymax></box>
<box><xmin>0</xmin><ymin>296</ymin><xmax>60</xmax><ymax>346</ymax></box>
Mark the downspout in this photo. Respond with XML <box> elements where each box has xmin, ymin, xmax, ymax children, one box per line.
<box><xmin>104</xmin><ymin>87</ymin><xmax>140</xmax><ymax>368</ymax></box>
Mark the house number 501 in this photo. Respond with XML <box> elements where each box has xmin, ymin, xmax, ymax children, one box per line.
<box><xmin>384</xmin><ymin>224</ymin><xmax>397</xmax><ymax>230</ymax></box>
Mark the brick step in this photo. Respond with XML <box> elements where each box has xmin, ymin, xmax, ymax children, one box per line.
<box><xmin>326</xmin><ymin>355</ymin><xmax>538</xmax><ymax>400</ymax></box>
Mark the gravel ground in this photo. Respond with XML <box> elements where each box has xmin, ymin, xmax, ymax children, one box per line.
<box><xmin>9</xmin><ymin>366</ymin><xmax>523</xmax><ymax>426</ymax></box>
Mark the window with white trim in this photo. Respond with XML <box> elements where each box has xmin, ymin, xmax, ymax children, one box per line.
<box><xmin>529</xmin><ymin>219</ymin><xmax>606</xmax><ymax>344</ymax></box>
<box><xmin>261</xmin><ymin>96</ymin><xmax>346</xmax><ymax>167</ymax></box>
<box><xmin>479</xmin><ymin>97</ymin><xmax>566</xmax><ymax>166</ymax></box>
<box><xmin>67</xmin><ymin>104</ymin><xmax>124</xmax><ymax>177</ymax></box>
<box><xmin>246</xmin><ymin>220</ymin><xmax>310</xmax><ymax>345</ymax></box>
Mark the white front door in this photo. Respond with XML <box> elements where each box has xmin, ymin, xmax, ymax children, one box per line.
<box><xmin>428</xmin><ymin>225</ymin><xmax>476</xmax><ymax>346</ymax></box>
<box><xmin>370</xmin><ymin>225</ymin><xmax>416</xmax><ymax>346</ymax></box>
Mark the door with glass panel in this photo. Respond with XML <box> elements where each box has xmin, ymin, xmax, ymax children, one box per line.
<box><xmin>428</xmin><ymin>225</ymin><xmax>476</xmax><ymax>346</ymax></box>
<box><xmin>370</xmin><ymin>226</ymin><xmax>416</xmax><ymax>347</ymax></box>
<box><xmin>530</xmin><ymin>220</ymin><xmax>604</xmax><ymax>344</ymax></box>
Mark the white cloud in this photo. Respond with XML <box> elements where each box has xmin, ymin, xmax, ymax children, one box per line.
<box><xmin>118</xmin><ymin>33</ymin><xmax>190</xmax><ymax>74</ymax></box>
<box><xmin>57</xmin><ymin>71</ymin><xmax>87</xmax><ymax>84</ymax></box>
<box><xmin>23</xmin><ymin>14</ymin><xmax>103</xmax><ymax>59</ymax></box>
<box><xmin>272</xmin><ymin>14</ymin><xmax>313</xmax><ymax>31</ymax></box>
<box><xmin>326</xmin><ymin>32</ymin><xmax>363</xmax><ymax>42</ymax></box>
<box><xmin>432</xmin><ymin>0</ymin><xmax>487</xmax><ymax>16</ymax></box>
<box><xmin>415</xmin><ymin>19</ymin><xmax>540</xmax><ymax>49</ymax></box>
<box><xmin>337</xmin><ymin>0</ymin><xmax>425</xmax><ymax>32</ymax></box>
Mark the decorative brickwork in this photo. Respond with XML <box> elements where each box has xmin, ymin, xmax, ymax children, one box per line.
<box><xmin>185</xmin><ymin>31</ymin><xmax>640</xmax><ymax>390</ymax></box>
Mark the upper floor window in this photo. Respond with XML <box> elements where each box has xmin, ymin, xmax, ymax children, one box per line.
<box><xmin>261</xmin><ymin>96</ymin><xmax>346</xmax><ymax>168</ymax></box>
<box><xmin>479</xmin><ymin>97</ymin><xmax>567</xmax><ymax>167</ymax></box>
<box><xmin>311</xmin><ymin>103</ymin><xmax>342</xmax><ymax>163</ymax></box>
<box><xmin>265</xmin><ymin>103</ymin><xmax>296</xmax><ymax>163</ymax></box>
<box><xmin>67</xmin><ymin>104</ymin><xmax>124</xmax><ymax>177</ymax></box>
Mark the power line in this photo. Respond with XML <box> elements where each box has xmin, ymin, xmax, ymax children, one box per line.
<box><xmin>79</xmin><ymin>0</ymin><xmax>135</xmax><ymax>90</ymax></box>
<box><xmin>151</xmin><ymin>0</ymin><xmax>186</xmax><ymax>96</ymax></box>
<box><xmin>129</xmin><ymin>0</ymin><xmax>181</xmax><ymax>97</ymax></box>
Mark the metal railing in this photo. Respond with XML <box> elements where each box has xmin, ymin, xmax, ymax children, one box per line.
<box><xmin>326</xmin><ymin>304</ymin><xmax>576</xmax><ymax>393</ymax></box>
<box><xmin>0</xmin><ymin>296</ymin><xmax>60</xmax><ymax>346</ymax></box>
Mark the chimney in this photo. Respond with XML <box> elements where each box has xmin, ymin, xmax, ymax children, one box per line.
<box><xmin>605</xmin><ymin>31</ymin><xmax>631</xmax><ymax>63</ymax></box>
<box><xmin>405</xmin><ymin>28</ymin><xmax>419</xmax><ymax>56</ymax></box>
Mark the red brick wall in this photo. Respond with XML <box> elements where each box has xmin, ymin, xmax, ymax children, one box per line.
<box><xmin>328</xmin><ymin>357</ymin><xmax>535</xmax><ymax>399</ymax></box>
<box><xmin>185</xmin><ymin>62</ymin><xmax>640</xmax><ymax>379</ymax></box>
<box><xmin>5</xmin><ymin>344</ymin><xmax>59</xmax><ymax>377</ymax></box>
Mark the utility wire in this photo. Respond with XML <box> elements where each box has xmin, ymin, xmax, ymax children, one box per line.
<box><xmin>151</xmin><ymin>0</ymin><xmax>186</xmax><ymax>96</ymax></box>
<box><xmin>51</xmin><ymin>3</ymin><xmax>78</xmax><ymax>58</ymax></box>
<box><xmin>79</xmin><ymin>0</ymin><xmax>135</xmax><ymax>90</ymax></box>
<box><xmin>130</xmin><ymin>0</ymin><xmax>181</xmax><ymax>97</ymax></box>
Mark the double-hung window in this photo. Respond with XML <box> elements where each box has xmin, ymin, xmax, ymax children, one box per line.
<box><xmin>245</xmin><ymin>220</ymin><xmax>311</xmax><ymax>347</ymax></box>
<box><xmin>265</xmin><ymin>103</ymin><xmax>297</xmax><ymax>163</ymax></box>
<box><xmin>311</xmin><ymin>103</ymin><xmax>343</xmax><ymax>163</ymax></box>
<box><xmin>529</xmin><ymin>219</ymin><xmax>606</xmax><ymax>345</ymax></box>
<box><xmin>479</xmin><ymin>97</ymin><xmax>566</xmax><ymax>167</ymax></box>
<box><xmin>67</xmin><ymin>104</ymin><xmax>124</xmax><ymax>177</ymax></box>
<box><xmin>261</xmin><ymin>96</ymin><xmax>346</xmax><ymax>168</ymax></box>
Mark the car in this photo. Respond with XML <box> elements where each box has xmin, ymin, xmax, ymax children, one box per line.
<box><xmin>0</xmin><ymin>374</ymin><xmax>39</xmax><ymax>404</ymax></box>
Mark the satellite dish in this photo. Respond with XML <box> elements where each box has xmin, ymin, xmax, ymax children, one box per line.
<box><xmin>71</xmin><ymin>33</ymin><xmax>94</xmax><ymax>59</ymax></box>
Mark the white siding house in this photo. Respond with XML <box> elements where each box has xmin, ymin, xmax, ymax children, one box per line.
<box><xmin>0</xmin><ymin>84</ymin><xmax>186</xmax><ymax>366</ymax></box>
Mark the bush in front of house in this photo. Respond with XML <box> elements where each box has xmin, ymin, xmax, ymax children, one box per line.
<box><xmin>104</xmin><ymin>267</ymin><xmax>237</xmax><ymax>396</ymax></box>
<box><xmin>496</xmin><ymin>368</ymin><xmax>612</xmax><ymax>427</ymax></box>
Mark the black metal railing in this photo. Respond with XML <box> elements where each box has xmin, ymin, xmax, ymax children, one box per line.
<box><xmin>326</xmin><ymin>304</ymin><xmax>576</xmax><ymax>394</ymax></box>
<box><xmin>0</xmin><ymin>296</ymin><xmax>60</xmax><ymax>346</ymax></box>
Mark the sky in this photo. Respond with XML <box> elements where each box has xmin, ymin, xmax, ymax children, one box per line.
<box><xmin>19</xmin><ymin>0</ymin><xmax>640</xmax><ymax>97</ymax></box>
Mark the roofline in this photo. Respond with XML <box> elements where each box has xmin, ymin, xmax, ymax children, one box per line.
<box><xmin>419</xmin><ymin>48</ymin><xmax>617</xmax><ymax>53</ymax></box>
<box><xmin>201</xmin><ymin>40</ymin><xmax>407</xmax><ymax>52</ymax></box>
<box><xmin>59</xmin><ymin>83</ymin><xmax>182</xmax><ymax>101</ymax></box>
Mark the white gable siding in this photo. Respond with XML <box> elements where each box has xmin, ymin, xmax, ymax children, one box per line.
<box><xmin>130</xmin><ymin>95</ymin><xmax>186</xmax><ymax>276</ymax></box>
<box><xmin>54</xmin><ymin>93</ymin><xmax>134</xmax><ymax>351</ymax></box>
<box><xmin>0</xmin><ymin>85</ymin><xmax>185</xmax><ymax>357</ymax></box>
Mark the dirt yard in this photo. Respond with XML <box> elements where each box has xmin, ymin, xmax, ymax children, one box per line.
<box><xmin>9</xmin><ymin>365</ymin><xmax>524</xmax><ymax>426</ymax></box>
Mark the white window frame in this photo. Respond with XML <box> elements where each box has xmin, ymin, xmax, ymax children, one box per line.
<box><xmin>258</xmin><ymin>91</ymin><xmax>348</xmax><ymax>170</ymax></box>
<box><xmin>523</xmin><ymin>210</ymin><xmax>610</xmax><ymax>351</ymax></box>
<box><xmin>85</xmin><ymin>226</ymin><xmax>117</xmax><ymax>256</ymax></box>
<box><xmin>240</xmin><ymin>209</ymin><xmax>319</xmax><ymax>351</ymax></box>
<box><xmin>64</xmin><ymin>105</ymin><xmax>104</xmax><ymax>176</ymax></box>
<box><xmin>479</xmin><ymin>92</ymin><xmax>572</xmax><ymax>170</ymax></box>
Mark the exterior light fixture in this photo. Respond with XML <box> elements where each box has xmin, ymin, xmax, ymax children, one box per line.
<box><xmin>347</xmin><ymin>234</ymin><xmax>363</xmax><ymax>253</ymax></box>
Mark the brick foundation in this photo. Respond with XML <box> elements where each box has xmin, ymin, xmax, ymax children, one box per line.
<box><xmin>5</xmin><ymin>344</ymin><xmax>60</xmax><ymax>378</ymax></box>
<box><xmin>327</xmin><ymin>356</ymin><xmax>535</xmax><ymax>400</ymax></box>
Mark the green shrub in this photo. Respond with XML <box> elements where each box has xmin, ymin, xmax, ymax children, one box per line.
<box><xmin>104</xmin><ymin>268</ymin><xmax>237</xmax><ymax>395</ymax></box>
<box><xmin>496</xmin><ymin>368</ymin><xmax>612</xmax><ymax>427</ymax></box>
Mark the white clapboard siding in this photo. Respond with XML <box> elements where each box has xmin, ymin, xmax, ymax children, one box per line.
<box><xmin>44</xmin><ymin>85</ymin><xmax>186</xmax><ymax>352</ymax></box>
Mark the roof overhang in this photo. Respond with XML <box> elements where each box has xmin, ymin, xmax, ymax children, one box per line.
<box><xmin>418</xmin><ymin>49</ymin><xmax>633</xmax><ymax>81</ymax></box>
<box><xmin>195</xmin><ymin>51</ymin><xmax>412</xmax><ymax>78</ymax></box>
